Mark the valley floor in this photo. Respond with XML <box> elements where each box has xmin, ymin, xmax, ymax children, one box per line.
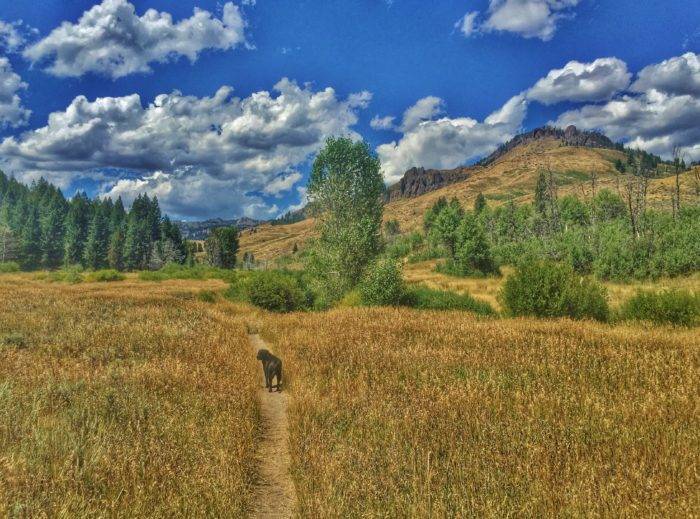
<box><xmin>1</xmin><ymin>274</ymin><xmax>698</xmax><ymax>516</ymax></box>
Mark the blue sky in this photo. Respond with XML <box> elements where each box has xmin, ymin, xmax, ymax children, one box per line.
<box><xmin>0</xmin><ymin>0</ymin><xmax>698</xmax><ymax>219</ymax></box>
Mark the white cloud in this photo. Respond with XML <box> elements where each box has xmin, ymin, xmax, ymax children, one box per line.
<box><xmin>0</xmin><ymin>56</ymin><xmax>30</xmax><ymax>128</ymax></box>
<box><xmin>23</xmin><ymin>0</ymin><xmax>247</xmax><ymax>79</ymax></box>
<box><xmin>0</xmin><ymin>78</ymin><xmax>369</xmax><ymax>217</ymax></box>
<box><xmin>631</xmin><ymin>52</ymin><xmax>700</xmax><ymax>97</ymax></box>
<box><xmin>285</xmin><ymin>186</ymin><xmax>308</xmax><ymax>213</ymax></box>
<box><xmin>370</xmin><ymin>115</ymin><xmax>395</xmax><ymax>130</ymax></box>
<box><xmin>0</xmin><ymin>21</ymin><xmax>27</xmax><ymax>51</ymax></box>
<box><xmin>553</xmin><ymin>88</ymin><xmax>700</xmax><ymax>161</ymax></box>
<box><xmin>527</xmin><ymin>57</ymin><xmax>630</xmax><ymax>104</ymax></box>
<box><xmin>101</xmin><ymin>170</ymin><xmax>279</xmax><ymax>219</ymax></box>
<box><xmin>400</xmin><ymin>96</ymin><xmax>445</xmax><ymax>131</ymax></box>
<box><xmin>262</xmin><ymin>171</ymin><xmax>303</xmax><ymax>196</ymax></box>
<box><xmin>456</xmin><ymin>11</ymin><xmax>480</xmax><ymax>37</ymax></box>
<box><xmin>377</xmin><ymin>94</ymin><xmax>527</xmax><ymax>183</ymax></box>
<box><xmin>460</xmin><ymin>0</ymin><xmax>581</xmax><ymax>41</ymax></box>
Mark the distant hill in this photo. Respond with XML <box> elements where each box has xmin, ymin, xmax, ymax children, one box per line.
<box><xmin>239</xmin><ymin>126</ymin><xmax>697</xmax><ymax>261</ymax></box>
<box><xmin>175</xmin><ymin>217</ymin><xmax>260</xmax><ymax>240</ymax></box>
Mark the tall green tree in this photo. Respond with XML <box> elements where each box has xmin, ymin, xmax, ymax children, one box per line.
<box><xmin>204</xmin><ymin>226</ymin><xmax>238</xmax><ymax>268</ymax></box>
<box><xmin>429</xmin><ymin>198</ymin><xmax>463</xmax><ymax>256</ymax></box>
<box><xmin>307</xmin><ymin>137</ymin><xmax>384</xmax><ymax>296</ymax></box>
<box><xmin>63</xmin><ymin>193</ymin><xmax>91</xmax><ymax>266</ymax></box>
<box><xmin>83</xmin><ymin>202</ymin><xmax>110</xmax><ymax>269</ymax></box>
<box><xmin>454</xmin><ymin>212</ymin><xmax>499</xmax><ymax>276</ymax></box>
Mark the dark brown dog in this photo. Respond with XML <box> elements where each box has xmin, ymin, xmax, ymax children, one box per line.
<box><xmin>256</xmin><ymin>349</ymin><xmax>282</xmax><ymax>392</ymax></box>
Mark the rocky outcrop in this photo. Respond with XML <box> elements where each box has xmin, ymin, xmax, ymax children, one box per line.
<box><xmin>386</xmin><ymin>126</ymin><xmax>617</xmax><ymax>201</ymax></box>
<box><xmin>385</xmin><ymin>165</ymin><xmax>476</xmax><ymax>202</ymax></box>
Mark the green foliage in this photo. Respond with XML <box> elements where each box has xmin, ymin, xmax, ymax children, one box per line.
<box><xmin>359</xmin><ymin>258</ymin><xmax>405</xmax><ymax>306</ymax></box>
<box><xmin>242</xmin><ymin>270</ymin><xmax>309</xmax><ymax>312</ymax></box>
<box><xmin>423</xmin><ymin>197</ymin><xmax>448</xmax><ymax>232</ymax></box>
<box><xmin>500</xmin><ymin>260</ymin><xmax>609</xmax><ymax>321</ymax></box>
<box><xmin>197</xmin><ymin>290</ymin><xmax>218</xmax><ymax>303</ymax></box>
<box><xmin>474</xmin><ymin>192</ymin><xmax>487</xmax><ymax>214</ymax></box>
<box><xmin>428</xmin><ymin>198</ymin><xmax>463</xmax><ymax>256</ymax></box>
<box><xmin>44</xmin><ymin>264</ymin><xmax>85</xmax><ymax>284</ymax></box>
<box><xmin>307</xmin><ymin>137</ymin><xmax>384</xmax><ymax>298</ymax></box>
<box><xmin>619</xmin><ymin>290</ymin><xmax>699</xmax><ymax>327</ymax></box>
<box><xmin>0</xmin><ymin>261</ymin><xmax>20</xmax><ymax>273</ymax></box>
<box><xmin>559</xmin><ymin>195</ymin><xmax>589</xmax><ymax>226</ymax></box>
<box><xmin>204</xmin><ymin>226</ymin><xmax>239</xmax><ymax>269</ymax></box>
<box><xmin>138</xmin><ymin>263</ymin><xmax>238</xmax><ymax>283</ymax></box>
<box><xmin>402</xmin><ymin>286</ymin><xmax>495</xmax><ymax>315</ymax></box>
<box><xmin>407</xmin><ymin>244</ymin><xmax>450</xmax><ymax>263</ymax></box>
<box><xmin>385</xmin><ymin>231</ymin><xmax>423</xmax><ymax>259</ymax></box>
<box><xmin>453</xmin><ymin>212</ymin><xmax>499</xmax><ymax>276</ymax></box>
<box><xmin>593</xmin><ymin>189</ymin><xmax>626</xmax><ymax>222</ymax></box>
<box><xmin>84</xmin><ymin>269</ymin><xmax>126</xmax><ymax>282</ymax></box>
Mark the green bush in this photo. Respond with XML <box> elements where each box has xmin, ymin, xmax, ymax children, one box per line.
<box><xmin>402</xmin><ymin>286</ymin><xmax>494</xmax><ymax>316</ymax></box>
<box><xmin>45</xmin><ymin>265</ymin><xmax>84</xmax><ymax>284</ymax></box>
<box><xmin>0</xmin><ymin>261</ymin><xmax>20</xmax><ymax>273</ymax></box>
<box><xmin>243</xmin><ymin>271</ymin><xmax>309</xmax><ymax>312</ymax></box>
<box><xmin>138</xmin><ymin>263</ymin><xmax>238</xmax><ymax>283</ymax></box>
<box><xmin>500</xmin><ymin>260</ymin><xmax>609</xmax><ymax>321</ymax></box>
<box><xmin>407</xmin><ymin>244</ymin><xmax>449</xmax><ymax>263</ymax></box>
<box><xmin>619</xmin><ymin>290</ymin><xmax>699</xmax><ymax>326</ymax></box>
<box><xmin>359</xmin><ymin>258</ymin><xmax>405</xmax><ymax>306</ymax></box>
<box><xmin>85</xmin><ymin>269</ymin><xmax>125</xmax><ymax>282</ymax></box>
<box><xmin>197</xmin><ymin>290</ymin><xmax>218</xmax><ymax>303</ymax></box>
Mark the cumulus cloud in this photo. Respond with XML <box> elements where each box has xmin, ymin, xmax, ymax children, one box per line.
<box><xmin>399</xmin><ymin>96</ymin><xmax>445</xmax><ymax>132</ymax></box>
<box><xmin>459</xmin><ymin>0</ymin><xmax>581</xmax><ymax>41</ymax></box>
<box><xmin>0</xmin><ymin>78</ymin><xmax>371</xmax><ymax>217</ymax></box>
<box><xmin>553</xmin><ymin>89</ymin><xmax>700</xmax><ymax>161</ymax></box>
<box><xmin>370</xmin><ymin>115</ymin><xmax>395</xmax><ymax>130</ymax></box>
<box><xmin>0</xmin><ymin>20</ymin><xmax>27</xmax><ymax>51</ymax></box>
<box><xmin>0</xmin><ymin>56</ymin><xmax>30</xmax><ymax>128</ymax></box>
<box><xmin>527</xmin><ymin>57</ymin><xmax>631</xmax><ymax>104</ymax></box>
<box><xmin>377</xmin><ymin>94</ymin><xmax>527</xmax><ymax>183</ymax></box>
<box><xmin>23</xmin><ymin>0</ymin><xmax>247</xmax><ymax>79</ymax></box>
<box><xmin>631</xmin><ymin>52</ymin><xmax>700</xmax><ymax>97</ymax></box>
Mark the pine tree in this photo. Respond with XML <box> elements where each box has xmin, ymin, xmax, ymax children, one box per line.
<box><xmin>40</xmin><ymin>197</ymin><xmax>67</xmax><ymax>269</ymax></box>
<box><xmin>19</xmin><ymin>204</ymin><xmax>41</xmax><ymax>270</ymax></box>
<box><xmin>474</xmin><ymin>193</ymin><xmax>487</xmax><ymax>214</ymax></box>
<box><xmin>64</xmin><ymin>193</ymin><xmax>91</xmax><ymax>266</ymax></box>
<box><xmin>83</xmin><ymin>202</ymin><xmax>110</xmax><ymax>269</ymax></box>
<box><xmin>535</xmin><ymin>171</ymin><xmax>550</xmax><ymax>216</ymax></box>
<box><xmin>205</xmin><ymin>227</ymin><xmax>238</xmax><ymax>268</ymax></box>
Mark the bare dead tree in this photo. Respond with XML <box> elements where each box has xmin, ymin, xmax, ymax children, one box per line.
<box><xmin>672</xmin><ymin>146</ymin><xmax>684</xmax><ymax>218</ymax></box>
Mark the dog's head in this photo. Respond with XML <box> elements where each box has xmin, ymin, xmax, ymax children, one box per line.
<box><xmin>256</xmin><ymin>349</ymin><xmax>270</xmax><ymax>361</ymax></box>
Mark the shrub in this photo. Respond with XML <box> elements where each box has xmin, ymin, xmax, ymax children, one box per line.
<box><xmin>243</xmin><ymin>271</ymin><xmax>309</xmax><ymax>312</ymax></box>
<box><xmin>85</xmin><ymin>269</ymin><xmax>126</xmax><ymax>282</ymax></box>
<box><xmin>500</xmin><ymin>260</ymin><xmax>609</xmax><ymax>321</ymax></box>
<box><xmin>407</xmin><ymin>244</ymin><xmax>449</xmax><ymax>263</ymax></box>
<box><xmin>197</xmin><ymin>290</ymin><xmax>217</xmax><ymax>303</ymax></box>
<box><xmin>0</xmin><ymin>261</ymin><xmax>20</xmax><ymax>273</ymax></box>
<box><xmin>46</xmin><ymin>265</ymin><xmax>84</xmax><ymax>284</ymax></box>
<box><xmin>620</xmin><ymin>290</ymin><xmax>699</xmax><ymax>326</ymax></box>
<box><xmin>402</xmin><ymin>286</ymin><xmax>494</xmax><ymax>316</ymax></box>
<box><xmin>138</xmin><ymin>263</ymin><xmax>238</xmax><ymax>283</ymax></box>
<box><xmin>452</xmin><ymin>213</ymin><xmax>499</xmax><ymax>276</ymax></box>
<box><xmin>359</xmin><ymin>258</ymin><xmax>405</xmax><ymax>306</ymax></box>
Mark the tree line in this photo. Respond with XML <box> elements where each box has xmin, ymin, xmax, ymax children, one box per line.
<box><xmin>0</xmin><ymin>170</ymin><xmax>195</xmax><ymax>271</ymax></box>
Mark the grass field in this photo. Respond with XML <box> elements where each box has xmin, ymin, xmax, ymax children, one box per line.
<box><xmin>0</xmin><ymin>275</ymin><xmax>260</xmax><ymax>517</ymax></box>
<box><xmin>260</xmin><ymin>307</ymin><xmax>699</xmax><ymax>517</ymax></box>
<box><xmin>1</xmin><ymin>273</ymin><xmax>698</xmax><ymax>516</ymax></box>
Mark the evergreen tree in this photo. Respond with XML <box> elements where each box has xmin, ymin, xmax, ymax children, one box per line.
<box><xmin>535</xmin><ymin>171</ymin><xmax>550</xmax><ymax>216</ymax></box>
<box><xmin>63</xmin><ymin>193</ymin><xmax>91</xmax><ymax>266</ymax></box>
<box><xmin>123</xmin><ymin>195</ymin><xmax>152</xmax><ymax>270</ymax></box>
<box><xmin>83</xmin><ymin>202</ymin><xmax>110</xmax><ymax>269</ymax></box>
<box><xmin>19</xmin><ymin>203</ymin><xmax>41</xmax><ymax>270</ymax></box>
<box><xmin>205</xmin><ymin>226</ymin><xmax>238</xmax><ymax>268</ymax></box>
<box><xmin>40</xmin><ymin>197</ymin><xmax>67</xmax><ymax>269</ymax></box>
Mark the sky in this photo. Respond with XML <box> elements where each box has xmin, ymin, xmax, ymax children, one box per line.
<box><xmin>0</xmin><ymin>0</ymin><xmax>698</xmax><ymax>220</ymax></box>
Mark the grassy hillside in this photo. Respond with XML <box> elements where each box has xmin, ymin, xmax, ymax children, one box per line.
<box><xmin>240</xmin><ymin>139</ymin><xmax>699</xmax><ymax>260</ymax></box>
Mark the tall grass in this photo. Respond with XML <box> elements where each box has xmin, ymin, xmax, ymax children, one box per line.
<box><xmin>261</xmin><ymin>308</ymin><xmax>699</xmax><ymax>516</ymax></box>
<box><xmin>0</xmin><ymin>279</ymin><xmax>260</xmax><ymax>516</ymax></box>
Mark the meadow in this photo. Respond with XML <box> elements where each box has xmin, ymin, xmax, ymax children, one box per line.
<box><xmin>1</xmin><ymin>273</ymin><xmax>698</xmax><ymax>517</ymax></box>
<box><xmin>0</xmin><ymin>275</ymin><xmax>260</xmax><ymax>517</ymax></box>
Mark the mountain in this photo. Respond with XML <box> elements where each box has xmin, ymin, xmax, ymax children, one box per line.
<box><xmin>176</xmin><ymin>217</ymin><xmax>260</xmax><ymax>240</ymax></box>
<box><xmin>239</xmin><ymin>127</ymin><xmax>694</xmax><ymax>260</ymax></box>
<box><xmin>386</xmin><ymin>125</ymin><xmax>617</xmax><ymax>201</ymax></box>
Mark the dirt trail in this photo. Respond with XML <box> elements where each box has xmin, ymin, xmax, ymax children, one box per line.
<box><xmin>248</xmin><ymin>333</ymin><xmax>297</xmax><ymax>519</ymax></box>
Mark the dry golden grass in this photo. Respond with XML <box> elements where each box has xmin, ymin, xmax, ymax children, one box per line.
<box><xmin>261</xmin><ymin>307</ymin><xmax>699</xmax><ymax>517</ymax></box>
<box><xmin>0</xmin><ymin>275</ymin><xmax>260</xmax><ymax>517</ymax></box>
<box><xmin>240</xmin><ymin>140</ymin><xmax>699</xmax><ymax>260</ymax></box>
<box><xmin>404</xmin><ymin>260</ymin><xmax>700</xmax><ymax>311</ymax></box>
